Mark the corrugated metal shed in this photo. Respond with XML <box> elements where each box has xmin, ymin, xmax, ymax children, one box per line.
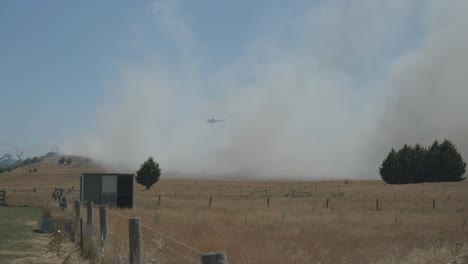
<box><xmin>80</xmin><ymin>173</ymin><xmax>134</xmax><ymax>208</ymax></box>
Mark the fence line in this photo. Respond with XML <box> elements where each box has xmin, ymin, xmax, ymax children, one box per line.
<box><xmin>108</xmin><ymin>210</ymin><xmax>204</xmax><ymax>255</ymax></box>
<box><xmin>142</xmin><ymin>234</ymin><xmax>199</xmax><ymax>263</ymax></box>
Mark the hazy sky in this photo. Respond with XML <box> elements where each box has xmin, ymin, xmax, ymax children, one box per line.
<box><xmin>0</xmin><ymin>0</ymin><xmax>298</xmax><ymax>153</ymax></box>
<box><xmin>1</xmin><ymin>1</ymin><xmax>467</xmax><ymax>179</ymax></box>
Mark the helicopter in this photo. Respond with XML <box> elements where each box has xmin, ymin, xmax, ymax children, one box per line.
<box><xmin>207</xmin><ymin>117</ymin><xmax>225</xmax><ymax>124</ymax></box>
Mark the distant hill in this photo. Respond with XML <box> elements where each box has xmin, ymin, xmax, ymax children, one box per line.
<box><xmin>0</xmin><ymin>152</ymin><xmax>107</xmax><ymax>174</ymax></box>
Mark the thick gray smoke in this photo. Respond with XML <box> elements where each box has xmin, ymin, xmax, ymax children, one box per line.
<box><xmin>366</xmin><ymin>0</ymin><xmax>468</xmax><ymax>175</ymax></box>
<box><xmin>63</xmin><ymin>0</ymin><xmax>468</xmax><ymax>179</ymax></box>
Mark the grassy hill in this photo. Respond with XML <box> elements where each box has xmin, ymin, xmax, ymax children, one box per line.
<box><xmin>0</xmin><ymin>155</ymin><xmax>110</xmax><ymax>194</ymax></box>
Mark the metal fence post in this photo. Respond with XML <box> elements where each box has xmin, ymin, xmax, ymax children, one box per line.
<box><xmin>202</xmin><ymin>252</ymin><xmax>228</xmax><ymax>264</ymax></box>
<box><xmin>129</xmin><ymin>218</ymin><xmax>142</xmax><ymax>264</ymax></box>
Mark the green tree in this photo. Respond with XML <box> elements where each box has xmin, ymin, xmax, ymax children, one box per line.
<box><xmin>433</xmin><ymin>140</ymin><xmax>466</xmax><ymax>182</ymax></box>
<box><xmin>46</xmin><ymin>151</ymin><xmax>58</xmax><ymax>158</ymax></box>
<box><xmin>135</xmin><ymin>157</ymin><xmax>161</xmax><ymax>190</ymax></box>
<box><xmin>410</xmin><ymin>144</ymin><xmax>427</xmax><ymax>183</ymax></box>
<box><xmin>58</xmin><ymin>156</ymin><xmax>66</xmax><ymax>165</ymax></box>
<box><xmin>394</xmin><ymin>144</ymin><xmax>414</xmax><ymax>184</ymax></box>
<box><xmin>426</xmin><ymin>141</ymin><xmax>441</xmax><ymax>182</ymax></box>
<box><xmin>379</xmin><ymin>148</ymin><xmax>399</xmax><ymax>184</ymax></box>
<box><xmin>23</xmin><ymin>158</ymin><xmax>32</xmax><ymax>166</ymax></box>
<box><xmin>381</xmin><ymin>140</ymin><xmax>466</xmax><ymax>184</ymax></box>
<box><xmin>65</xmin><ymin>157</ymin><xmax>73</xmax><ymax>165</ymax></box>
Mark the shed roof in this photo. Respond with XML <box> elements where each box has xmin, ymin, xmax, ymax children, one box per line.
<box><xmin>82</xmin><ymin>173</ymin><xmax>134</xmax><ymax>177</ymax></box>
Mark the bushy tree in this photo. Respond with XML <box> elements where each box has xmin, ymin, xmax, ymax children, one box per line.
<box><xmin>136</xmin><ymin>157</ymin><xmax>161</xmax><ymax>190</ymax></box>
<box><xmin>65</xmin><ymin>157</ymin><xmax>73</xmax><ymax>165</ymax></box>
<box><xmin>379</xmin><ymin>148</ymin><xmax>399</xmax><ymax>184</ymax></box>
<box><xmin>31</xmin><ymin>156</ymin><xmax>40</xmax><ymax>163</ymax></box>
<box><xmin>58</xmin><ymin>156</ymin><xmax>66</xmax><ymax>165</ymax></box>
<box><xmin>0</xmin><ymin>153</ymin><xmax>13</xmax><ymax>161</ymax></box>
<box><xmin>380</xmin><ymin>140</ymin><xmax>466</xmax><ymax>184</ymax></box>
<box><xmin>23</xmin><ymin>158</ymin><xmax>32</xmax><ymax>166</ymax></box>
<box><xmin>46</xmin><ymin>151</ymin><xmax>58</xmax><ymax>158</ymax></box>
<box><xmin>429</xmin><ymin>140</ymin><xmax>466</xmax><ymax>182</ymax></box>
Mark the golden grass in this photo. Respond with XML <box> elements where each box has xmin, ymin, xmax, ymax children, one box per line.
<box><xmin>2</xmin><ymin>169</ymin><xmax>468</xmax><ymax>263</ymax></box>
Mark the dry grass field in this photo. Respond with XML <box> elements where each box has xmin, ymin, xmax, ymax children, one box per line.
<box><xmin>1</xmin><ymin>158</ymin><xmax>468</xmax><ymax>263</ymax></box>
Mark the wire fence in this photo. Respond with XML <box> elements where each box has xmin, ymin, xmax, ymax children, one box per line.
<box><xmin>108</xmin><ymin>210</ymin><xmax>204</xmax><ymax>263</ymax></box>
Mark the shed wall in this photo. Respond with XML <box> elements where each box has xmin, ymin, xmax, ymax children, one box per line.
<box><xmin>83</xmin><ymin>175</ymin><xmax>102</xmax><ymax>204</ymax></box>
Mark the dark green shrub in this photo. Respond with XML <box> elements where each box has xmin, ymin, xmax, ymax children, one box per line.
<box><xmin>136</xmin><ymin>157</ymin><xmax>161</xmax><ymax>190</ymax></box>
<box><xmin>380</xmin><ymin>140</ymin><xmax>466</xmax><ymax>184</ymax></box>
<box><xmin>58</xmin><ymin>156</ymin><xmax>66</xmax><ymax>165</ymax></box>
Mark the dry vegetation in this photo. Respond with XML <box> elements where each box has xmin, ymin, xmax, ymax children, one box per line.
<box><xmin>1</xmin><ymin>161</ymin><xmax>468</xmax><ymax>263</ymax></box>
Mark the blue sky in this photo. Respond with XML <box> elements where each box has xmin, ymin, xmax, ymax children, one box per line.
<box><xmin>0</xmin><ymin>0</ymin><xmax>328</xmax><ymax>156</ymax></box>
<box><xmin>0</xmin><ymin>0</ymin><xmax>282</xmax><ymax>155</ymax></box>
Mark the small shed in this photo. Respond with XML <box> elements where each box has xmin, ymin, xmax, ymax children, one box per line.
<box><xmin>80</xmin><ymin>173</ymin><xmax>134</xmax><ymax>208</ymax></box>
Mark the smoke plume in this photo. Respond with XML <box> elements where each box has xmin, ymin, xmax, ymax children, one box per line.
<box><xmin>63</xmin><ymin>0</ymin><xmax>468</xmax><ymax>179</ymax></box>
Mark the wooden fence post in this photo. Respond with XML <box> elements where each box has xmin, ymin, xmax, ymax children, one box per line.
<box><xmin>325</xmin><ymin>198</ymin><xmax>329</xmax><ymax>209</ymax></box>
<box><xmin>1</xmin><ymin>189</ymin><xmax>6</xmax><ymax>206</ymax></box>
<box><xmin>267</xmin><ymin>196</ymin><xmax>270</xmax><ymax>208</ymax></box>
<box><xmin>74</xmin><ymin>200</ymin><xmax>81</xmax><ymax>241</ymax></box>
<box><xmin>61</xmin><ymin>196</ymin><xmax>68</xmax><ymax>210</ymax></box>
<box><xmin>209</xmin><ymin>195</ymin><xmax>212</xmax><ymax>208</ymax></box>
<box><xmin>99</xmin><ymin>206</ymin><xmax>108</xmax><ymax>248</ymax></box>
<box><xmin>158</xmin><ymin>195</ymin><xmax>161</xmax><ymax>207</ymax></box>
<box><xmin>202</xmin><ymin>252</ymin><xmax>228</xmax><ymax>264</ymax></box>
<box><xmin>129</xmin><ymin>218</ymin><xmax>142</xmax><ymax>264</ymax></box>
<box><xmin>433</xmin><ymin>199</ymin><xmax>435</xmax><ymax>210</ymax></box>
<box><xmin>87</xmin><ymin>201</ymin><xmax>93</xmax><ymax>235</ymax></box>
<box><xmin>80</xmin><ymin>218</ymin><xmax>84</xmax><ymax>256</ymax></box>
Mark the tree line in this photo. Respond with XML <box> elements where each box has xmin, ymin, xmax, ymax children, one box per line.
<box><xmin>380</xmin><ymin>140</ymin><xmax>466</xmax><ymax>184</ymax></box>
<box><xmin>0</xmin><ymin>151</ymin><xmax>61</xmax><ymax>173</ymax></box>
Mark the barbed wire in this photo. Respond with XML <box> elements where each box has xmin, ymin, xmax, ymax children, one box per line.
<box><xmin>108</xmin><ymin>210</ymin><xmax>204</xmax><ymax>255</ymax></box>
<box><xmin>142</xmin><ymin>234</ymin><xmax>199</xmax><ymax>264</ymax></box>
